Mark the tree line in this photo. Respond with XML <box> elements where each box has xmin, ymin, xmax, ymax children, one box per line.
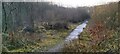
<box><xmin>2</xmin><ymin>2</ymin><xmax>90</xmax><ymax>33</ymax></box>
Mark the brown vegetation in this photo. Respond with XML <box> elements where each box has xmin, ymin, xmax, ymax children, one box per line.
<box><xmin>62</xmin><ymin>2</ymin><xmax>119</xmax><ymax>52</ymax></box>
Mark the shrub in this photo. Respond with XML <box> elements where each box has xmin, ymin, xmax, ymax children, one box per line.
<box><xmin>62</xmin><ymin>2</ymin><xmax>119</xmax><ymax>52</ymax></box>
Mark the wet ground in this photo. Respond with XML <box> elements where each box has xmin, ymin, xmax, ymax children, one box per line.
<box><xmin>47</xmin><ymin>20</ymin><xmax>88</xmax><ymax>52</ymax></box>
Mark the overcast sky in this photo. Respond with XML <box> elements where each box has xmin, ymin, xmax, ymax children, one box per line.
<box><xmin>3</xmin><ymin>0</ymin><xmax>119</xmax><ymax>7</ymax></box>
<box><xmin>41</xmin><ymin>0</ymin><xmax>119</xmax><ymax>7</ymax></box>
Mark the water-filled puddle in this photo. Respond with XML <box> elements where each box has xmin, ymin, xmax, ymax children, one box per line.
<box><xmin>47</xmin><ymin>20</ymin><xmax>88</xmax><ymax>52</ymax></box>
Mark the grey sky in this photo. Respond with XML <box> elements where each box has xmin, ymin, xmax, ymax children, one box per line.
<box><xmin>2</xmin><ymin>0</ymin><xmax>119</xmax><ymax>7</ymax></box>
<box><xmin>43</xmin><ymin>0</ymin><xmax>119</xmax><ymax>7</ymax></box>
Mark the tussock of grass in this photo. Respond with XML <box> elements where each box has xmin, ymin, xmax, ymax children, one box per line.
<box><xmin>7</xmin><ymin>23</ymin><xmax>80</xmax><ymax>52</ymax></box>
